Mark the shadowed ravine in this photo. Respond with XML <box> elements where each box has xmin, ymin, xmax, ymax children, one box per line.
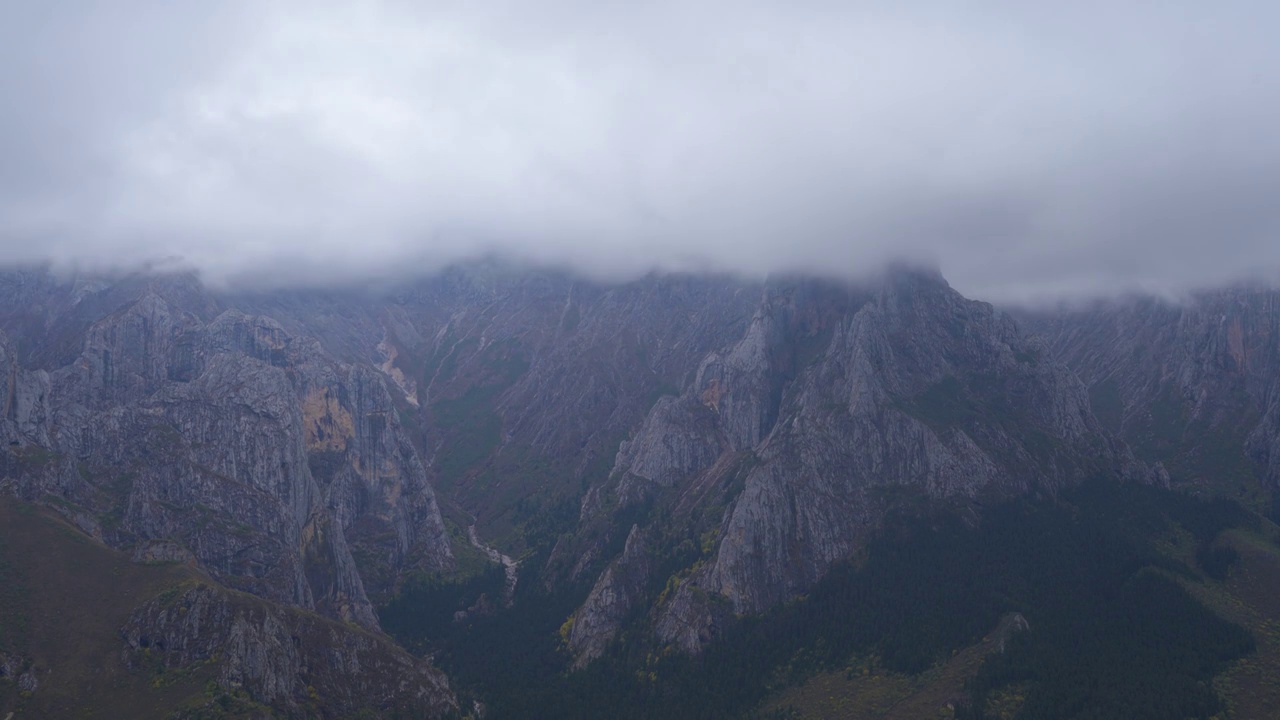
<box><xmin>469</xmin><ymin>525</ymin><xmax>518</xmax><ymax>606</ymax></box>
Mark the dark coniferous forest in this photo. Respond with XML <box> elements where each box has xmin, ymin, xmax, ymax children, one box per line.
<box><xmin>383</xmin><ymin>482</ymin><xmax>1260</xmax><ymax>719</ymax></box>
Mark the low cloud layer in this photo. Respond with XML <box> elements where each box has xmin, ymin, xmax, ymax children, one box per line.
<box><xmin>1</xmin><ymin>1</ymin><xmax>1278</xmax><ymax>301</ymax></box>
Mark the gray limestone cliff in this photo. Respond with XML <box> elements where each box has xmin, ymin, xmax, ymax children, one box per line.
<box><xmin>0</xmin><ymin>276</ymin><xmax>452</xmax><ymax>631</ymax></box>
<box><xmin>567</xmin><ymin>524</ymin><xmax>653</xmax><ymax>666</ymax></box>
<box><xmin>568</xmin><ymin>270</ymin><xmax>1159</xmax><ymax>662</ymax></box>
<box><xmin>1022</xmin><ymin>287</ymin><xmax>1280</xmax><ymax>514</ymax></box>
<box><xmin>2</xmin><ymin>264</ymin><xmax>1201</xmax><ymax>688</ymax></box>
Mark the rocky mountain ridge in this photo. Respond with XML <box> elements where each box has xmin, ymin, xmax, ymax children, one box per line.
<box><xmin>0</xmin><ymin>270</ymin><xmax>460</xmax><ymax>716</ymax></box>
<box><xmin>1022</xmin><ymin>287</ymin><xmax>1280</xmax><ymax>518</ymax></box>
<box><xmin>1</xmin><ymin>274</ymin><xmax>454</xmax><ymax>627</ymax></box>
<box><xmin>564</xmin><ymin>269</ymin><xmax>1164</xmax><ymax>664</ymax></box>
<box><xmin>8</xmin><ymin>262</ymin><xmax>1260</xmax><ymax>714</ymax></box>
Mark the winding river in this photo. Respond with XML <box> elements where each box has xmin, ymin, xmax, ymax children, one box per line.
<box><xmin>467</xmin><ymin>525</ymin><xmax>518</xmax><ymax>606</ymax></box>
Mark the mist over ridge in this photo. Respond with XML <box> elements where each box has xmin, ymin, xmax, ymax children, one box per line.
<box><xmin>3</xmin><ymin>1</ymin><xmax>1279</xmax><ymax>303</ymax></box>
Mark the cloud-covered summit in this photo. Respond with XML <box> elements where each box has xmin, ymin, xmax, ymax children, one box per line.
<box><xmin>2</xmin><ymin>1</ymin><xmax>1278</xmax><ymax>301</ymax></box>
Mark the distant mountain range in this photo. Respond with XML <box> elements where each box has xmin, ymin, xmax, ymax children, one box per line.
<box><xmin>2</xmin><ymin>263</ymin><xmax>1278</xmax><ymax>718</ymax></box>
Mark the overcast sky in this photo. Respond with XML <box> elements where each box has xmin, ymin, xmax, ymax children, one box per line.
<box><xmin>1</xmin><ymin>1</ymin><xmax>1277</xmax><ymax>301</ymax></box>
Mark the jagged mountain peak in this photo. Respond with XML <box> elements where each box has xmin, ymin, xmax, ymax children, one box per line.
<box><xmin>3</xmin><ymin>262</ymin><xmax>1235</xmax><ymax>716</ymax></box>
<box><xmin>562</xmin><ymin>267</ymin><xmax>1161</xmax><ymax>664</ymax></box>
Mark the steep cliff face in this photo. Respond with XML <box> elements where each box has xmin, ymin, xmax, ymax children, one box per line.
<box><xmin>696</xmin><ymin>272</ymin><xmax>1150</xmax><ymax>613</ymax></box>
<box><xmin>569</xmin><ymin>270</ymin><xmax>1156</xmax><ymax>662</ymax></box>
<box><xmin>566</xmin><ymin>524</ymin><xmax>653</xmax><ymax>667</ymax></box>
<box><xmin>0</xmin><ymin>330</ymin><xmax>51</xmax><ymax>449</ymax></box>
<box><xmin>0</xmin><ymin>274</ymin><xmax>453</xmax><ymax>632</ymax></box>
<box><xmin>3</xmin><ymin>264</ymin><xmax>1192</xmax><ymax>690</ymax></box>
<box><xmin>0</xmin><ymin>492</ymin><xmax>457</xmax><ymax>720</ymax></box>
<box><xmin>258</xmin><ymin>266</ymin><xmax>762</xmax><ymax>546</ymax></box>
<box><xmin>291</xmin><ymin>348</ymin><xmax>451</xmax><ymax>605</ymax></box>
<box><xmin>1022</xmin><ymin>288</ymin><xmax>1280</xmax><ymax>514</ymax></box>
<box><xmin>600</xmin><ymin>279</ymin><xmax>862</xmax><ymax>509</ymax></box>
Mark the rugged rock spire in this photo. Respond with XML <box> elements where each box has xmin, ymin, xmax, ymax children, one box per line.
<box><xmin>568</xmin><ymin>270</ymin><xmax>1160</xmax><ymax>663</ymax></box>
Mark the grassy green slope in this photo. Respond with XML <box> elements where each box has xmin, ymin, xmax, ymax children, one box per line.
<box><xmin>0</xmin><ymin>498</ymin><xmax>217</xmax><ymax>719</ymax></box>
<box><xmin>1190</xmin><ymin>529</ymin><xmax>1280</xmax><ymax>719</ymax></box>
<box><xmin>758</xmin><ymin>488</ymin><xmax>1280</xmax><ymax>720</ymax></box>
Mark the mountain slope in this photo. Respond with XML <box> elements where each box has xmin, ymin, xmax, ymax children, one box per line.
<box><xmin>547</xmin><ymin>270</ymin><xmax>1162</xmax><ymax>664</ymax></box>
<box><xmin>0</xmin><ymin>276</ymin><xmax>454</xmax><ymax>627</ymax></box>
<box><xmin>1021</xmin><ymin>287</ymin><xmax>1280</xmax><ymax>518</ymax></box>
<box><xmin>220</xmin><ymin>264</ymin><xmax>763</xmax><ymax>552</ymax></box>
<box><xmin>0</xmin><ymin>497</ymin><xmax>456</xmax><ymax>719</ymax></box>
<box><xmin>420</xmin><ymin>481</ymin><xmax>1264</xmax><ymax>720</ymax></box>
<box><xmin>10</xmin><ymin>263</ymin><xmax>1268</xmax><ymax>720</ymax></box>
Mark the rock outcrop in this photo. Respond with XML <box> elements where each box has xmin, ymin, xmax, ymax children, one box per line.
<box><xmin>0</xmin><ymin>330</ymin><xmax>51</xmax><ymax>449</ymax></box>
<box><xmin>1022</xmin><ymin>287</ymin><xmax>1280</xmax><ymax>514</ymax></box>
<box><xmin>121</xmin><ymin>582</ymin><xmax>456</xmax><ymax>719</ymax></box>
<box><xmin>241</xmin><ymin>264</ymin><xmax>761</xmax><ymax>538</ymax></box>
<box><xmin>0</xmin><ymin>264</ymin><xmax>1188</xmax><ymax>683</ymax></box>
<box><xmin>567</xmin><ymin>524</ymin><xmax>654</xmax><ymax>665</ymax></box>
<box><xmin>0</xmin><ymin>275</ymin><xmax>453</xmax><ymax>631</ymax></box>
<box><xmin>569</xmin><ymin>269</ymin><xmax>1158</xmax><ymax>661</ymax></box>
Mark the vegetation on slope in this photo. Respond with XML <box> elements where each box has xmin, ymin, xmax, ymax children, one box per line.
<box><xmin>0</xmin><ymin>497</ymin><xmax>454</xmax><ymax>720</ymax></box>
<box><xmin>0</xmin><ymin>498</ymin><xmax>220</xmax><ymax>719</ymax></box>
<box><xmin>385</xmin><ymin>481</ymin><xmax>1266</xmax><ymax>720</ymax></box>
